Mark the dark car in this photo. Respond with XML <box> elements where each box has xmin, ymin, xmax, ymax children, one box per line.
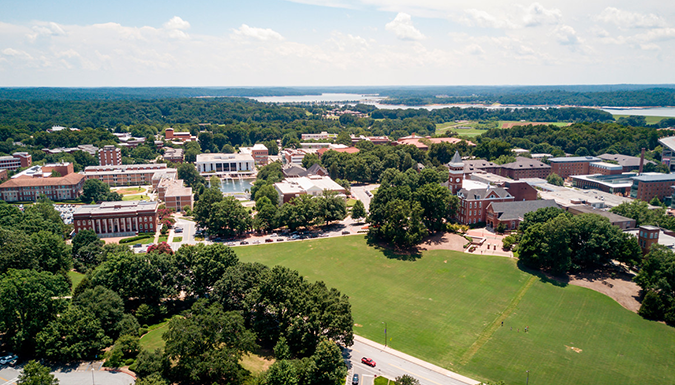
<box><xmin>276</xmin><ymin>238</ymin><xmax>285</xmax><ymax>242</ymax></box>
<box><xmin>240</xmin><ymin>241</ymin><xmax>249</xmax><ymax>245</ymax></box>
<box><xmin>361</xmin><ymin>357</ymin><xmax>376</xmax><ymax>367</ymax></box>
<box><xmin>342</xmin><ymin>230</ymin><xmax>350</xmax><ymax>235</ymax></box>
<box><xmin>352</xmin><ymin>374</ymin><xmax>359</xmax><ymax>385</ymax></box>
<box><xmin>174</xmin><ymin>227</ymin><xmax>183</xmax><ymax>233</ymax></box>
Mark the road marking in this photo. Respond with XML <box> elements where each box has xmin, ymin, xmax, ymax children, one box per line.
<box><xmin>0</xmin><ymin>376</ymin><xmax>7</xmax><ymax>382</ymax></box>
<box><xmin>1</xmin><ymin>377</ymin><xmax>18</xmax><ymax>385</ymax></box>
<box><xmin>387</xmin><ymin>363</ymin><xmax>443</xmax><ymax>385</ymax></box>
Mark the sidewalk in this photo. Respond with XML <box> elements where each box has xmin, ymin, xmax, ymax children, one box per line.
<box><xmin>354</xmin><ymin>335</ymin><xmax>481</xmax><ymax>385</ymax></box>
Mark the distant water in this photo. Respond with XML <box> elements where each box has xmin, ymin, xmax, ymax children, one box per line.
<box><xmin>219</xmin><ymin>178</ymin><xmax>253</xmax><ymax>195</ymax></box>
<box><xmin>249</xmin><ymin>93</ymin><xmax>675</xmax><ymax>117</ymax></box>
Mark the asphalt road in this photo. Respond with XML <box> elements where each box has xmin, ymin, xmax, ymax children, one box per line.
<box><xmin>351</xmin><ymin>184</ymin><xmax>379</xmax><ymax>211</ymax></box>
<box><xmin>0</xmin><ymin>365</ymin><xmax>134</xmax><ymax>385</ymax></box>
<box><xmin>345</xmin><ymin>338</ymin><xmax>477</xmax><ymax>385</ymax></box>
<box><xmin>171</xmin><ymin>217</ymin><xmax>196</xmax><ymax>251</ymax></box>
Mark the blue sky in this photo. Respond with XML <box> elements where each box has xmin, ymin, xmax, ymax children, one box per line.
<box><xmin>1</xmin><ymin>0</ymin><xmax>674</xmax><ymax>86</ymax></box>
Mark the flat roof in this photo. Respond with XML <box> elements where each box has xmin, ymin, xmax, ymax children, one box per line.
<box><xmin>631</xmin><ymin>173</ymin><xmax>675</xmax><ymax>182</ymax></box>
<box><xmin>536</xmin><ymin>184</ymin><xmax>634</xmax><ymax>208</ymax></box>
<box><xmin>74</xmin><ymin>200</ymin><xmax>158</xmax><ymax>216</ymax></box>
<box><xmin>548</xmin><ymin>156</ymin><xmax>602</xmax><ymax>163</ymax></box>
<box><xmin>590</xmin><ymin>162</ymin><xmax>623</xmax><ymax>170</ymax></box>
<box><xmin>567</xmin><ymin>204</ymin><xmax>635</xmax><ymax>224</ymax></box>
<box><xmin>658</xmin><ymin>136</ymin><xmax>675</xmax><ymax>151</ymax></box>
<box><xmin>571</xmin><ymin>173</ymin><xmax>634</xmax><ymax>187</ymax></box>
<box><xmin>196</xmin><ymin>153</ymin><xmax>254</xmax><ymax>162</ymax></box>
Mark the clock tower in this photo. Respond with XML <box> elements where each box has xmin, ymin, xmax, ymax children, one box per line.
<box><xmin>448</xmin><ymin>151</ymin><xmax>464</xmax><ymax>194</ymax></box>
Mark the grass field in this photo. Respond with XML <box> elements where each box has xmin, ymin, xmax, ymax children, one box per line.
<box><xmin>613</xmin><ymin>115</ymin><xmax>669</xmax><ymax>125</ymax></box>
<box><xmin>235</xmin><ymin>236</ymin><xmax>675</xmax><ymax>385</ymax></box>
<box><xmin>347</xmin><ymin>198</ymin><xmax>357</xmax><ymax>208</ymax></box>
<box><xmin>122</xmin><ymin>194</ymin><xmax>150</xmax><ymax>201</ymax></box>
<box><xmin>67</xmin><ymin>271</ymin><xmax>85</xmax><ymax>294</ymax></box>
<box><xmin>173</xmin><ymin>236</ymin><xmax>182</xmax><ymax>243</ymax></box>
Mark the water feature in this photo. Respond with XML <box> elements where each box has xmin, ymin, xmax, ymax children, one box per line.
<box><xmin>218</xmin><ymin>178</ymin><xmax>254</xmax><ymax>198</ymax></box>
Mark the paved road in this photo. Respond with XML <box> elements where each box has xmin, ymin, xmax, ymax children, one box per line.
<box><xmin>171</xmin><ymin>217</ymin><xmax>197</xmax><ymax>251</ymax></box>
<box><xmin>0</xmin><ymin>365</ymin><xmax>134</xmax><ymax>385</ymax></box>
<box><xmin>351</xmin><ymin>184</ymin><xmax>379</xmax><ymax>211</ymax></box>
<box><xmin>345</xmin><ymin>337</ymin><xmax>478</xmax><ymax>385</ymax></box>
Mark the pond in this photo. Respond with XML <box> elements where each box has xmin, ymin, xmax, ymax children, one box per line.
<box><xmin>218</xmin><ymin>178</ymin><xmax>254</xmax><ymax>196</ymax></box>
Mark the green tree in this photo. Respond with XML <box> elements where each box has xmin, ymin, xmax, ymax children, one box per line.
<box><xmin>36</xmin><ymin>305</ymin><xmax>112</xmax><ymax>361</ymax></box>
<box><xmin>351</xmin><ymin>200</ymin><xmax>366</xmax><ymax>221</ymax></box>
<box><xmin>518</xmin><ymin>213</ymin><xmax>573</xmax><ymax>274</ymax></box>
<box><xmin>265</xmin><ymin>360</ymin><xmax>298</xmax><ymax>385</ymax></box>
<box><xmin>302</xmin><ymin>153</ymin><xmax>321</xmax><ymax>169</ymax></box>
<box><xmin>135</xmin><ymin>373</ymin><xmax>169</xmax><ymax>385</ymax></box>
<box><xmin>254</xmin><ymin>184</ymin><xmax>279</xmax><ymax>206</ymax></box>
<box><xmin>73</xmin><ymin>285</ymin><xmax>125</xmax><ymax>338</ymax></box>
<box><xmin>164</xmin><ymin>301</ymin><xmax>257</xmax><ymax>385</ymax></box>
<box><xmin>639</xmin><ymin>290</ymin><xmax>666</xmax><ymax>320</ymax></box>
<box><xmin>395</xmin><ymin>374</ymin><xmax>421</xmax><ymax>385</ymax></box>
<box><xmin>317</xmin><ymin>190</ymin><xmax>347</xmax><ymax>225</ymax></box>
<box><xmin>254</xmin><ymin>197</ymin><xmax>278</xmax><ymax>232</ymax></box>
<box><xmin>16</xmin><ymin>360</ymin><xmax>59</xmax><ymax>385</ymax></box>
<box><xmin>133</xmin><ymin>349</ymin><xmax>167</xmax><ymax>379</ymax></box>
<box><xmin>309</xmin><ymin>339</ymin><xmax>347</xmax><ymax>385</ymax></box>
<box><xmin>184</xmin><ymin>147</ymin><xmax>200</xmax><ymax>163</ymax></box>
<box><xmin>0</xmin><ymin>228</ymin><xmax>34</xmax><ymax>273</ymax></box>
<box><xmin>372</xmin><ymin>199</ymin><xmax>427</xmax><ymax>249</ymax></box>
<box><xmin>193</xmin><ymin>183</ymin><xmax>223</xmax><ymax>231</ymax></box>
<box><xmin>335</xmin><ymin>131</ymin><xmax>352</xmax><ymax>146</ymax></box>
<box><xmin>546</xmin><ymin>172</ymin><xmax>564</xmax><ymax>186</ymax></box>
<box><xmin>650</xmin><ymin>196</ymin><xmax>666</xmax><ymax>208</ymax></box>
<box><xmin>71</xmin><ymin>229</ymin><xmax>105</xmax><ymax>271</ymax></box>
<box><xmin>0</xmin><ymin>269</ymin><xmax>69</xmax><ymax>354</ymax></box>
<box><xmin>414</xmin><ymin>183</ymin><xmax>456</xmax><ymax>233</ymax></box>
<box><xmin>29</xmin><ymin>230</ymin><xmax>72</xmax><ymax>274</ymax></box>
<box><xmin>81</xmin><ymin>179</ymin><xmax>122</xmax><ymax>203</ymax></box>
<box><xmin>174</xmin><ymin>243</ymin><xmax>240</xmax><ymax>297</ymax></box>
<box><xmin>208</xmin><ymin>196</ymin><xmax>252</xmax><ymax>237</ymax></box>
<box><xmin>177</xmin><ymin>163</ymin><xmax>204</xmax><ymax>188</ymax></box>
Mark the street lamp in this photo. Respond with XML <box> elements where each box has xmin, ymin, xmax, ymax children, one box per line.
<box><xmin>92</xmin><ymin>368</ymin><xmax>95</xmax><ymax>385</ymax></box>
<box><xmin>381</xmin><ymin>322</ymin><xmax>387</xmax><ymax>348</ymax></box>
<box><xmin>526</xmin><ymin>370</ymin><xmax>529</xmax><ymax>385</ymax></box>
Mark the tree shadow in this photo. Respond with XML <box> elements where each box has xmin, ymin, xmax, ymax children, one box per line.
<box><xmin>516</xmin><ymin>260</ymin><xmax>569</xmax><ymax>288</ymax></box>
<box><xmin>365</xmin><ymin>234</ymin><xmax>422</xmax><ymax>261</ymax></box>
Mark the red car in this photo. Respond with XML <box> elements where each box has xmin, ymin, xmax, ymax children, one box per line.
<box><xmin>361</xmin><ymin>357</ymin><xmax>376</xmax><ymax>367</ymax></box>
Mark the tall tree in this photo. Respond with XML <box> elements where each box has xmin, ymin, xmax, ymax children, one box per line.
<box><xmin>174</xmin><ymin>243</ymin><xmax>240</xmax><ymax>297</ymax></box>
<box><xmin>351</xmin><ymin>200</ymin><xmax>366</xmax><ymax>222</ymax></box>
<box><xmin>208</xmin><ymin>196</ymin><xmax>252</xmax><ymax>237</ymax></box>
<box><xmin>317</xmin><ymin>190</ymin><xmax>347</xmax><ymax>225</ymax></box>
<box><xmin>73</xmin><ymin>285</ymin><xmax>125</xmax><ymax>338</ymax></box>
<box><xmin>16</xmin><ymin>360</ymin><xmax>59</xmax><ymax>385</ymax></box>
<box><xmin>0</xmin><ymin>269</ymin><xmax>70</xmax><ymax>354</ymax></box>
<box><xmin>308</xmin><ymin>339</ymin><xmax>348</xmax><ymax>385</ymax></box>
<box><xmin>177</xmin><ymin>163</ymin><xmax>204</xmax><ymax>188</ymax></box>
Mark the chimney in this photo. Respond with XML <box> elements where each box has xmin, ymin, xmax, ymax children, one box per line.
<box><xmin>638</xmin><ymin>148</ymin><xmax>645</xmax><ymax>175</ymax></box>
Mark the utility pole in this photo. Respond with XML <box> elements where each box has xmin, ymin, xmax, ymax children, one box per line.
<box><xmin>381</xmin><ymin>321</ymin><xmax>387</xmax><ymax>348</ymax></box>
<box><xmin>526</xmin><ymin>370</ymin><xmax>529</xmax><ymax>385</ymax></box>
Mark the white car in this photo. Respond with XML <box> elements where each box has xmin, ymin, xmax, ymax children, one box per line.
<box><xmin>0</xmin><ymin>354</ymin><xmax>17</xmax><ymax>365</ymax></box>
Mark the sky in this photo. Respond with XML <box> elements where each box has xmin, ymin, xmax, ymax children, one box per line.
<box><xmin>1</xmin><ymin>0</ymin><xmax>674</xmax><ymax>87</ymax></box>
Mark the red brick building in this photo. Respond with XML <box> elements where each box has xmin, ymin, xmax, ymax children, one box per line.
<box><xmin>630</xmin><ymin>174</ymin><xmax>675</xmax><ymax>201</ymax></box>
<box><xmin>502</xmin><ymin>181</ymin><xmax>538</xmax><ymax>201</ymax></box>
<box><xmin>588</xmin><ymin>162</ymin><xmax>623</xmax><ymax>175</ymax></box>
<box><xmin>485</xmin><ymin>199</ymin><xmax>558</xmax><ymax>230</ymax></box>
<box><xmin>548</xmin><ymin>156</ymin><xmax>602</xmax><ymax>178</ymax></box>
<box><xmin>83</xmin><ymin>164</ymin><xmax>170</xmax><ymax>187</ymax></box>
<box><xmin>165</xmin><ymin>128</ymin><xmax>196</xmax><ymax>142</ymax></box>
<box><xmin>0</xmin><ymin>152</ymin><xmax>32</xmax><ymax>171</ymax></box>
<box><xmin>73</xmin><ymin>200</ymin><xmax>159</xmax><ymax>237</ymax></box>
<box><xmin>98</xmin><ymin>145</ymin><xmax>122</xmax><ymax>166</ymax></box>
<box><xmin>0</xmin><ymin>163</ymin><xmax>84</xmax><ymax>202</ymax></box>
<box><xmin>498</xmin><ymin>157</ymin><xmax>551</xmax><ymax>180</ymax></box>
<box><xmin>456</xmin><ymin>187</ymin><xmax>514</xmax><ymax>225</ymax></box>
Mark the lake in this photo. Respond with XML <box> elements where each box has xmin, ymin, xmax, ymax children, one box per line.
<box><xmin>248</xmin><ymin>93</ymin><xmax>675</xmax><ymax>117</ymax></box>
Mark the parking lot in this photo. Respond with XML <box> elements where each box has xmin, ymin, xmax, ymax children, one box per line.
<box><xmin>54</xmin><ymin>204</ymin><xmax>77</xmax><ymax>225</ymax></box>
<box><xmin>0</xmin><ymin>362</ymin><xmax>134</xmax><ymax>385</ymax></box>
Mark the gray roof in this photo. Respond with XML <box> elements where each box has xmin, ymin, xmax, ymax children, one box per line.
<box><xmin>548</xmin><ymin>156</ymin><xmax>602</xmax><ymax>163</ymax></box>
<box><xmin>499</xmin><ymin>157</ymin><xmax>551</xmax><ymax>170</ymax></box>
<box><xmin>458</xmin><ymin>187</ymin><xmax>512</xmax><ymax>200</ymax></box>
<box><xmin>631</xmin><ymin>173</ymin><xmax>675</xmax><ymax>182</ymax></box>
<box><xmin>489</xmin><ymin>199</ymin><xmax>558</xmax><ymax>221</ymax></box>
<box><xmin>462</xmin><ymin>159</ymin><xmax>497</xmax><ymax>173</ymax></box>
<box><xmin>567</xmin><ymin>205</ymin><xmax>635</xmax><ymax>224</ymax></box>
<box><xmin>448</xmin><ymin>151</ymin><xmax>463</xmax><ymax>167</ymax></box>
<box><xmin>282</xmin><ymin>164</ymin><xmax>309</xmax><ymax>177</ymax></box>
<box><xmin>307</xmin><ymin>163</ymin><xmax>328</xmax><ymax>175</ymax></box>
<box><xmin>659</xmin><ymin>136</ymin><xmax>675</xmax><ymax>152</ymax></box>
<box><xmin>598</xmin><ymin>153</ymin><xmax>653</xmax><ymax>167</ymax></box>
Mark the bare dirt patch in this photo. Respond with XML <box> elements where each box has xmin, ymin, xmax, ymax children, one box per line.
<box><xmin>565</xmin><ymin>345</ymin><xmax>583</xmax><ymax>353</ymax></box>
<box><xmin>419</xmin><ymin>232</ymin><xmax>467</xmax><ymax>252</ymax></box>
<box><xmin>568</xmin><ymin>270</ymin><xmax>642</xmax><ymax>313</ymax></box>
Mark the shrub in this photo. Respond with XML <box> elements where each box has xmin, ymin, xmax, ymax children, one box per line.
<box><xmin>639</xmin><ymin>291</ymin><xmax>666</xmax><ymax>321</ymax></box>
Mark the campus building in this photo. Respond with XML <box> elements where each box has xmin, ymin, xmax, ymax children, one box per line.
<box><xmin>196</xmin><ymin>153</ymin><xmax>255</xmax><ymax>175</ymax></box>
<box><xmin>157</xmin><ymin>176</ymin><xmax>193</xmax><ymax>212</ymax></box>
<box><xmin>456</xmin><ymin>187</ymin><xmax>514</xmax><ymax>225</ymax></box>
<box><xmin>565</xmin><ymin>205</ymin><xmax>636</xmax><ymax>230</ymax></box>
<box><xmin>164</xmin><ymin>128</ymin><xmax>197</xmax><ymax>142</ymax></box>
<box><xmin>163</xmin><ymin>148</ymin><xmax>184</xmax><ymax>163</ymax></box>
<box><xmin>0</xmin><ymin>152</ymin><xmax>32</xmax><ymax>171</ymax></box>
<box><xmin>72</xmin><ymin>200</ymin><xmax>159</xmax><ymax>237</ymax></box>
<box><xmin>630</xmin><ymin>173</ymin><xmax>675</xmax><ymax>202</ymax></box>
<box><xmin>485</xmin><ymin>199</ymin><xmax>558</xmax><ymax>230</ymax></box>
<box><xmin>497</xmin><ymin>157</ymin><xmax>551</xmax><ymax>180</ymax></box>
<box><xmin>300</xmin><ymin>132</ymin><xmax>337</xmax><ymax>141</ymax></box>
<box><xmin>0</xmin><ymin>163</ymin><xmax>85</xmax><ymax>202</ymax></box>
<box><xmin>598</xmin><ymin>153</ymin><xmax>653</xmax><ymax>172</ymax></box>
<box><xmin>659</xmin><ymin>136</ymin><xmax>675</xmax><ymax>172</ymax></box>
<box><xmin>274</xmin><ymin>175</ymin><xmax>347</xmax><ymax>204</ymax></box>
<box><xmin>83</xmin><ymin>164</ymin><xmax>169</xmax><ymax>187</ymax></box>
<box><xmin>548</xmin><ymin>156</ymin><xmax>602</xmax><ymax>178</ymax></box>
<box><xmin>98</xmin><ymin>145</ymin><xmax>122</xmax><ymax>166</ymax></box>
<box><xmin>239</xmin><ymin>144</ymin><xmax>269</xmax><ymax>165</ymax></box>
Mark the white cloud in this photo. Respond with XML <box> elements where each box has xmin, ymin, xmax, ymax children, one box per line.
<box><xmin>464</xmin><ymin>43</ymin><xmax>485</xmax><ymax>55</ymax></box>
<box><xmin>385</xmin><ymin>12</ymin><xmax>426</xmax><ymax>41</ymax></box>
<box><xmin>27</xmin><ymin>22</ymin><xmax>66</xmax><ymax>42</ymax></box>
<box><xmin>1</xmin><ymin>48</ymin><xmax>34</xmax><ymax>60</ymax></box>
<box><xmin>554</xmin><ymin>25</ymin><xmax>581</xmax><ymax>45</ymax></box>
<box><xmin>461</xmin><ymin>9</ymin><xmax>516</xmax><ymax>29</ymax></box>
<box><xmin>597</xmin><ymin>7</ymin><xmax>666</xmax><ymax>29</ymax></box>
<box><xmin>164</xmin><ymin>16</ymin><xmax>190</xmax><ymax>31</ymax></box>
<box><xmin>521</xmin><ymin>3</ymin><xmax>562</xmax><ymax>27</ymax></box>
<box><xmin>632</xmin><ymin>28</ymin><xmax>675</xmax><ymax>43</ymax></box>
<box><xmin>232</xmin><ymin>24</ymin><xmax>285</xmax><ymax>41</ymax></box>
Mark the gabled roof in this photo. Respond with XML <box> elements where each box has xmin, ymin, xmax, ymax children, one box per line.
<box><xmin>457</xmin><ymin>187</ymin><xmax>512</xmax><ymax>200</ymax></box>
<box><xmin>489</xmin><ymin>200</ymin><xmax>558</xmax><ymax>221</ymax></box>
<box><xmin>282</xmin><ymin>164</ymin><xmax>308</xmax><ymax>177</ymax></box>
<box><xmin>499</xmin><ymin>157</ymin><xmax>551</xmax><ymax>170</ymax></box>
<box><xmin>307</xmin><ymin>163</ymin><xmax>328</xmax><ymax>175</ymax></box>
<box><xmin>0</xmin><ymin>172</ymin><xmax>84</xmax><ymax>188</ymax></box>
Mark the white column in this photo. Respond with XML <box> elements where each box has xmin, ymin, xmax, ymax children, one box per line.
<box><xmin>134</xmin><ymin>217</ymin><xmax>139</xmax><ymax>232</ymax></box>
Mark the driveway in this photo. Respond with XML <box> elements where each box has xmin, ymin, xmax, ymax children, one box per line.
<box><xmin>351</xmin><ymin>184</ymin><xmax>379</xmax><ymax>211</ymax></box>
<box><xmin>345</xmin><ymin>336</ymin><xmax>479</xmax><ymax>385</ymax></box>
<box><xmin>170</xmin><ymin>217</ymin><xmax>197</xmax><ymax>251</ymax></box>
<box><xmin>0</xmin><ymin>363</ymin><xmax>134</xmax><ymax>385</ymax></box>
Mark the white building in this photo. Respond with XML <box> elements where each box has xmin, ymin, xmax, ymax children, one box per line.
<box><xmin>274</xmin><ymin>175</ymin><xmax>347</xmax><ymax>204</ymax></box>
<box><xmin>301</xmin><ymin>131</ymin><xmax>337</xmax><ymax>141</ymax></box>
<box><xmin>196</xmin><ymin>153</ymin><xmax>255</xmax><ymax>175</ymax></box>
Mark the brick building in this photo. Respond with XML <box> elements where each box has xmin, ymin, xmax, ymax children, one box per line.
<box><xmin>164</xmin><ymin>128</ymin><xmax>196</xmax><ymax>142</ymax></box>
<box><xmin>98</xmin><ymin>145</ymin><xmax>122</xmax><ymax>166</ymax></box>
<box><xmin>157</xmin><ymin>177</ymin><xmax>193</xmax><ymax>212</ymax></box>
<box><xmin>502</xmin><ymin>181</ymin><xmax>538</xmax><ymax>201</ymax></box>
<box><xmin>497</xmin><ymin>157</ymin><xmax>551</xmax><ymax>180</ymax></box>
<box><xmin>83</xmin><ymin>164</ymin><xmax>170</xmax><ymax>187</ymax></box>
<box><xmin>598</xmin><ymin>153</ymin><xmax>653</xmax><ymax>172</ymax></box>
<box><xmin>548</xmin><ymin>156</ymin><xmax>602</xmax><ymax>178</ymax></box>
<box><xmin>0</xmin><ymin>163</ymin><xmax>85</xmax><ymax>202</ymax></box>
<box><xmin>240</xmin><ymin>144</ymin><xmax>269</xmax><ymax>165</ymax></box>
<box><xmin>456</xmin><ymin>187</ymin><xmax>514</xmax><ymax>225</ymax></box>
<box><xmin>485</xmin><ymin>199</ymin><xmax>558</xmax><ymax>230</ymax></box>
<box><xmin>565</xmin><ymin>205</ymin><xmax>636</xmax><ymax>230</ymax></box>
<box><xmin>588</xmin><ymin>162</ymin><xmax>624</xmax><ymax>175</ymax></box>
<box><xmin>163</xmin><ymin>148</ymin><xmax>184</xmax><ymax>163</ymax></box>
<box><xmin>0</xmin><ymin>152</ymin><xmax>32</xmax><ymax>171</ymax></box>
<box><xmin>630</xmin><ymin>173</ymin><xmax>675</xmax><ymax>202</ymax></box>
<box><xmin>73</xmin><ymin>200</ymin><xmax>159</xmax><ymax>237</ymax></box>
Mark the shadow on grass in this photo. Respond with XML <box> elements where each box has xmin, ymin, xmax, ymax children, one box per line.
<box><xmin>516</xmin><ymin>260</ymin><xmax>569</xmax><ymax>288</ymax></box>
<box><xmin>365</xmin><ymin>234</ymin><xmax>422</xmax><ymax>261</ymax></box>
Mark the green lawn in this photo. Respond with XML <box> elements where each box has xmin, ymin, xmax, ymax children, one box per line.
<box><xmin>158</xmin><ymin>236</ymin><xmax>168</xmax><ymax>243</ymax></box>
<box><xmin>122</xmin><ymin>194</ymin><xmax>150</xmax><ymax>201</ymax></box>
<box><xmin>140</xmin><ymin>322</ymin><xmax>169</xmax><ymax>351</ymax></box>
<box><xmin>67</xmin><ymin>271</ymin><xmax>85</xmax><ymax>294</ymax></box>
<box><xmin>613</xmin><ymin>115</ymin><xmax>669</xmax><ymax>125</ymax></box>
<box><xmin>347</xmin><ymin>199</ymin><xmax>357</xmax><ymax>208</ymax></box>
<box><xmin>173</xmin><ymin>236</ymin><xmax>183</xmax><ymax>243</ymax></box>
<box><xmin>235</xmin><ymin>236</ymin><xmax>675</xmax><ymax>385</ymax></box>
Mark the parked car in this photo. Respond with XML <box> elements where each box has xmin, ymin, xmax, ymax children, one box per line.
<box><xmin>276</xmin><ymin>238</ymin><xmax>285</xmax><ymax>242</ymax></box>
<box><xmin>342</xmin><ymin>230</ymin><xmax>350</xmax><ymax>235</ymax></box>
<box><xmin>133</xmin><ymin>243</ymin><xmax>142</xmax><ymax>248</ymax></box>
<box><xmin>352</xmin><ymin>374</ymin><xmax>360</xmax><ymax>385</ymax></box>
<box><xmin>361</xmin><ymin>357</ymin><xmax>376</xmax><ymax>367</ymax></box>
<box><xmin>265</xmin><ymin>238</ymin><xmax>274</xmax><ymax>243</ymax></box>
<box><xmin>0</xmin><ymin>354</ymin><xmax>17</xmax><ymax>365</ymax></box>
<box><xmin>174</xmin><ymin>227</ymin><xmax>183</xmax><ymax>233</ymax></box>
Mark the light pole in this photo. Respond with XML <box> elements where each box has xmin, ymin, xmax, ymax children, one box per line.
<box><xmin>381</xmin><ymin>322</ymin><xmax>387</xmax><ymax>348</ymax></box>
<box><xmin>526</xmin><ymin>370</ymin><xmax>529</xmax><ymax>385</ymax></box>
<box><xmin>91</xmin><ymin>368</ymin><xmax>95</xmax><ymax>385</ymax></box>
